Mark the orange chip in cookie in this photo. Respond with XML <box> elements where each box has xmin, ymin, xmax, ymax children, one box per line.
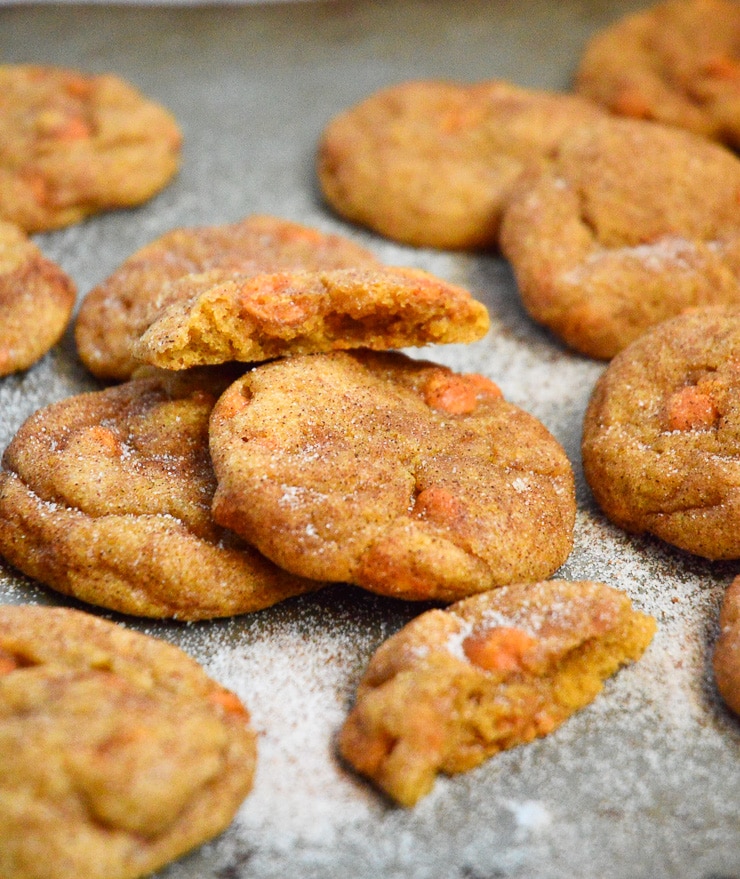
<box><xmin>500</xmin><ymin>116</ymin><xmax>740</xmax><ymax>359</ymax></box>
<box><xmin>0</xmin><ymin>220</ymin><xmax>76</xmax><ymax>375</ymax></box>
<box><xmin>339</xmin><ymin>579</ymin><xmax>656</xmax><ymax>806</ymax></box>
<box><xmin>0</xmin><ymin>65</ymin><xmax>181</xmax><ymax>232</ymax></box>
<box><xmin>0</xmin><ymin>367</ymin><xmax>321</xmax><ymax>620</ymax></box>
<box><xmin>0</xmin><ymin>604</ymin><xmax>256</xmax><ymax>879</ymax></box>
<box><xmin>575</xmin><ymin>0</ymin><xmax>740</xmax><ymax>149</ymax></box>
<box><xmin>209</xmin><ymin>350</ymin><xmax>576</xmax><ymax>601</ymax></box>
<box><xmin>317</xmin><ymin>79</ymin><xmax>605</xmax><ymax>250</ymax></box>
<box><xmin>74</xmin><ymin>214</ymin><xmax>381</xmax><ymax>380</ymax></box>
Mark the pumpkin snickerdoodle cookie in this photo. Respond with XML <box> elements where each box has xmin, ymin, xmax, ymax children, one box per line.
<box><xmin>574</xmin><ymin>0</ymin><xmax>740</xmax><ymax>149</ymax></box>
<box><xmin>714</xmin><ymin>575</ymin><xmax>740</xmax><ymax>716</ymax></box>
<box><xmin>582</xmin><ymin>307</ymin><xmax>740</xmax><ymax>559</ymax></box>
<box><xmin>0</xmin><ymin>64</ymin><xmax>181</xmax><ymax>233</ymax></box>
<box><xmin>74</xmin><ymin>214</ymin><xmax>381</xmax><ymax>381</ymax></box>
<box><xmin>0</xmin><ymin>220</ymin><xmax>76</xmax><ymax>376</ymax></box>
<box><xmin>500</xmin><ymin>116</ymin><xmax>740</xmax><ymax>359</ymax></box>
<box><xmin>0</xmin><ymin>367</ymin><xmax>321</xmax><ymax>619</ymax></box>
<box><xmin>317</xmin><ymin>79</ymin><xmax>605</xmax><ymax>250</ymax></box>
<box><xmin>339</xmin><ymin>579</ymin><xmax>656</xmax><ymax>806</ymax></box>
<box><xmin>209</xmin><ymin>350</ymin><xmax>576</xmax><ymax>601</ymax></box>
<box><xmin>0</xmin><ymin>604</ymin><xmax>256</xmax><ymax>879</ymax></box>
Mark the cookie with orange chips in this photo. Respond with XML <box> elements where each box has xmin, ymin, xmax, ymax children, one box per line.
<box><xmin>575</xmin><ymin>0</ymin><xmax>740</xmax><ymax>149</ymax></box>
<box><xmin>0</xmin><ymin>64</ymin><xmax>181</xmax><ymax>233</ymax></box>
<box><xmin>0</xmin><ymin>367</ymin><xmax>320</xmax><ymax>619</ymax></box>
<box><xmin>317</xmin><ymin>79</ymin><xmax>604</xmax><ymax>250</ymax></box>
<box><xmin>339</xmin><ymin>579</ymin><xmax>656</xmax><ymax>806</ymax></box>
<box><xmin>209</xmin><ymin>350</ymin><xmax>576</xmax><ymax>601</ymax></box>
<box><xmin>75</xmin><ymin>214</ymin><xmax>381</xmax><ymax>380</ymax></box>
<box><xmin>0</xmin><ymin>220</ymin><xmax>76</xmax><ymax>376</ymax></box>
<box><xmin>500</xmin><ymin>116</ymin><xmax>740</xmax><ymax>359</ymax></box>
<box><xmin>0</xmin><ymin>603</ymin><xmax>256</xmax><ymax>879</ymax></box>
<box><xmin>132</xmin><ymin>265</ymin><xmax>490</xmax><ymax>371</ymax></box>
<box><xmin>714</xmin><ymin>575</ymin><xmax>740</xmax><ymax>716</ymax></box>
<box><xmin>582</xmin><ymin>307</ymin><xmax>740</xmax><ymax>559</ymax></box>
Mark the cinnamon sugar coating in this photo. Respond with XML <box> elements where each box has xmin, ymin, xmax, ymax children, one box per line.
<box><xmin>0</xmin><ymin>604</ymin><xmax>256</xmax><ymax>879</ymax></box>
<box><xmin>714</xmin><ymin>575</ymin><xmax>740</xmax><ymax>715</ymax></box>
<box><xmin>500</xmin><ymin>116</ymin><xmax>740</xmax><ymax>359</ymax></box>
<box><xmin>209</xmin><ymin>350</ymin><xmax>576</xmax><ymax>601</ymax></box>
<box><xmin>339</xmin><ymin>579</ymin><xmax>656</xmax><ymax>806</ymax></box>
<box><xmin>0</xmin><ymin>220</ymin><xmax>76</xmax><ymax>375</ymax></box>
<box><xmin>0</xmin><ymin>368</ymin><xmax>320</xmax><ymax>619</ymax></box>
<box><xmin>75</xmin><ymin>214</ymin><xmax>380</xmax><ymax>381</ymax></box>
<box><xmin>132</xmin><ymin>265</ymin><xmax>489</xmax><ymax>371</ymax></box>
<box><xmin>582</xmin><ymin>307</ymin><xmax>740</xmax><ymax>559</ymax></box>
<box><xmin>317</xmin><ymin>79</ymin><xmax>605</xmax><ymax>250</ymax></box>
<box><xmin>575</xmin><ymin>0</ymin><xmax>740</xmax><ymax>149</ymax></box>
<box><xmin>0</xmin><ymin>65</ymin><xmax>181</xmax><ymax>233</ymax></box>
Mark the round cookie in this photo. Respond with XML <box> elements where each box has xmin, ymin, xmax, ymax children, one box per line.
<box><xmin>132</xmin><ymin>265</ymin><xmax>490</xmax><ymax>371</ymax></box>
<box><xmin>0</xmin><ymin>368</ymin><xmax>321</xmax><ymax>619</ymax></box>
<box><xmin>499</xmin><ymin>116</ymin><xmax>740</xmax><ymax>359</ymax></box>
<box><xmin>75</xmin><ymin>214</ymin><xmax>381</xmax><ymax>380</ymax></box>
<box><xmin>0</xmin><ymin>604</ymin><xmax>256</xmax><ymax>879</ymax></box>
<box><xmin>317</xmin><ymin>79</ymin><xmax>605</xmax><ymax>250</ymax></box>
<box><xmin>339</xmin><ymin>579</ymin><xmax>656</xmax><ymax>806</ymax></box>
<box><xmin>575</xmin><ymin>0</ymin><xmax>740</xmax><ymax>149</ymax></box>
<box><xmin>581</xmin><ymin>307</ymin><xmax>740</xmax><ymax>559</ymax></box>
<box><xmin>0</xmin><ymin>64</ymin><xmax>182</xmax><ymax>233</ymax></box>
<box><xmin>209</xmin><ymin>350</ymin><xmax>576</xmax><ymax>601</ymax></box>
<box><xmin>714</xmin><ymin>575</ymin><xmax>740</xmax><ymax>715</ymax></box>
<box><xmin>0</xmin><ymin>220</ymin><xmax>76</xmax><ymax>376</ymax></box>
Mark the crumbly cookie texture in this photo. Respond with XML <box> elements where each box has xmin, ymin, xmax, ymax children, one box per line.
<box><xmin>582</xmin><ymin>307</ymin><xmax>740</xmax><ymax>559</ymax></box>
<box><xmin>0</xmin><ymin>220</ymin><xmax>76</xmax><ymax>376</ymax></box>
<box><xmin>0</xmin><ymin>367</ymin><xmax>321</xmax><ymax>619</ymax></box>
<box><xmin>209</xmin><ymin>350</ymin><xmax>576</xmax><ymax>601</ymax></box>
<box><xmin>74</xmin><ymin>214</ymin><xmax>380</xmax><ymax>381</ymax></box>
<box><xmin>0</xmin><ymin>604</ymin><xmax>256</xmax><ymax>879</ymax></box>
<box><xmin>317</xmin><ymin>79</ymin><xmax>604</xmax><ymax>250</ymax></box>
<box><xmin>0</xmin><ymin>64</ymin><xmax>181</xmax><ymax>232</ymax></box>
<box><xmin>575</xmin><ymin>0</ymin><xmax>740</xmax><ymax>149</ymax></box>
<box><xmin>339</xmin><ymin>579</ymin><xmax>656</xmax><ymax>806</ymax></box>
<box><xmin>132</xmin><ymin>265</ymin><xmax>490</xmax><ymax>370</ymax></box>
<box><xmin>500</xmin><ymin>116</ymin><xmax>740</xmax><ymax>359</ymax></box>
<box><xmin>714</xmin><ymin>575</ymin><xmax>740</xmax><ymax>715</ymax></box>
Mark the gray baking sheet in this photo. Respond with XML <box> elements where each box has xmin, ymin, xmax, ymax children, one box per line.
<box><xmin>1</xmin><ymin>2</ymin><xmax>739</xmax><ymax>877</ymax></box>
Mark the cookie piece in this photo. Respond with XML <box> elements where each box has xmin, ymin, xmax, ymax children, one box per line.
<box><xmin>132</xmin><ymin>265</ymin><xmax>490</xmax><ymax>370</ymax></box>
<box><xmin>209</xmin><ymin>350</ymin><xmax>576</xmax><ymax>601</ymax></box>
<box><xmin>575</xmin><ymin>0</ymin><xmax>740</xmax><ymax>149</ymax></box>
<box><xmin>75</xmin><ymin>214</ymin><xmax>381</xmax><ymax>380</ymax></box>
<box><xmin>317</xmin><ymin>79</ymin><xmax>605</xmax><ymax>250</ymax></box>
<box><xmin>339</xmin><ymin>579</ymin><xmax>656</xmax><ymax>806</ymax></box>
<box><xmin>0</xmin><ymin>220</ymin><xmax>76</xmax><ymax>375</ymax></box>
<box><xmin>714</xmin><ymin>575</ymin><xmax>740</xmax><ymax>715</ymax></box>
<box><xmin>0</xmin><ymin>64</ymin><xmax>181</xmax><ymax>233</ymax></box>
<box><xmin>0</xmin><ymin>604</ymin><xmax>256</xmax><ymax>879</ymax></box>
<box><xmin>500</xmin><ymin>116</ymin><xmax>740</xmax><ymax>359</ymax></box>
<box><xmin>0</xmin><ymin>368</ymin><xmax>320</xmax><ymax>619</ymax></box>
<box><xmin>582</xmin><ymin>307</ymin><xmax>740</xmax><ymax>559</ymax></box>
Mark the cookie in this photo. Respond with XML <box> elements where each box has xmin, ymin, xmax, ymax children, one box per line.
<box><xmin>131</xmin><ymin>265</ymin><xmax>490</xmax><ymax>371</ymax></box>
<box><xmin>75</xmin><ymin>214</ymin><xmax>381</xmax><ymax>380</ymax></box>
<box><xmin>209</xmin><ymin>350</ymin><xmax>576</xmax><ymax>601</ymax></box>
<box><xmin>499</xmin><ymin>116</ymin><xmax>740</xmax><ymax>359</ymax></box>
<box><xmin>0</xmin><ymin>604</ymin><xmax>256</xmax><ymax>879</ymax></box>
<box><xmin>575</xmin><ymin>0</ymin><xmax>740</xmax><ymax>149</ymax></box>
<box><xmin>317</xmin><ymin>79</ymin><xmax>604</xmax><ymax>250</ymax></box>
<box><xmin>0</xmin><ymin>220</ymin><xmax>76</xmax><ymax>375</ymax></box>
<box><xmin>0</xmin><ymin>367</ymin><xmax>320</xmax><ymax>619</ymax></box>
<box><xmin>0</xmin><ymin>65</ymin><xmax>181</xmax><ymax>233</ymax></box>
<box><xmin>581</xmin><ymin>307</ymin><xmax>740</xmax><ymax>559</ymax></box>
<box><xmin>339</xmin><ymin>579</ymin><xmax>656</xmax><ymax>806</ymax></box>
<box><xmin>714</xmin><ymin>575</ymin><xmax>740</xmax><ymax>715</ymax></box>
